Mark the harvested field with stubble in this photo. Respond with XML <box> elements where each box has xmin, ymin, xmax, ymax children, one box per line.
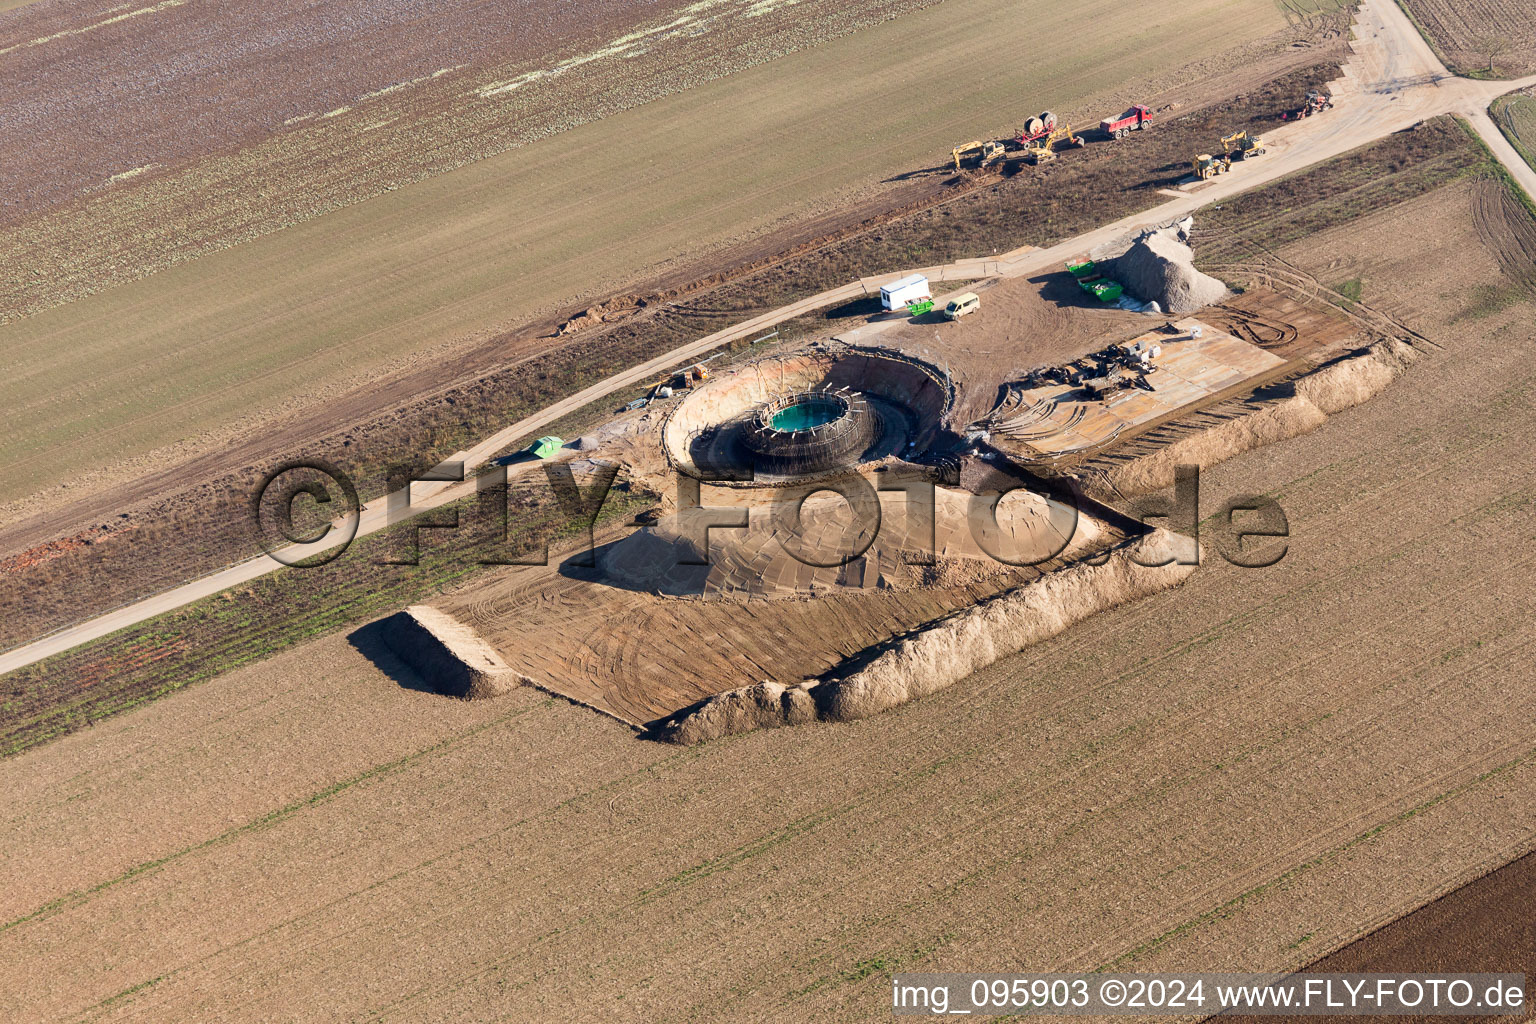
<box><xmin>0</xmin><ymin>0</ymin><xmax>1335</xmax><ymax>520</ymax></box>
<box><xmin>1195</xmin><ymin>117</ymin><xmax>1492</xmax><ymax>262</ymax></box>
<box><xmin>0</xmin><ymin>0</ymin><xmax>943</xmax><ymax>231</ymax></box>
<box><xmin>5</xmin><ymin>177</ymin><xmax>1536</xmax><ymax>1014</ymax></box>
<box><xmin>0</xmin><ymin>477</ymin><xmax>657</xmax><ymax>757</ymax></box>
<box><xmin>1398</xmin><ymin>0</ymin><xmax>1536</xmax><ymax>78</ymax></box>
<box><xmin>0</xmin><ymin>61</ymin><xmax>1350</xmax><ymax>652</ymax></box>
<box><xmin>3</xmin><ymin>148</ymin><xmax>1536</xmax><ymax>1020</ymax></box>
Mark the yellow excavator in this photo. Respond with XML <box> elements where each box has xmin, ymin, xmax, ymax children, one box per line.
<box><xmin>952</xmin><ymin>139</ymin><xmax>1006</xmax><ymax>172</ymax></box>
<box><xmin>1192</xmin><ymin>151</ymin><xmax>1231</xmax><ymax>180</ymax></box>
<box><xmin>1221</xmin><ymin>129</ymin><xmax>1266</xmax><ymax>159</ymax></box>
<box><xmin>1025</xmin><ymin>123</ymin><xmax>1083</xmax><ymax>164</ymax></box>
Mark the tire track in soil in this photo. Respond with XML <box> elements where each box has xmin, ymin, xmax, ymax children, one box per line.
<box><xmin>1471</xmin><ymin>178</ymin><xmax>1536</xmax><ymax>296</ymax></box>
<box><xmin>179</xmin><ymin>519</ymin><xmax>1535</xmax><ymax>1018</ymax></box>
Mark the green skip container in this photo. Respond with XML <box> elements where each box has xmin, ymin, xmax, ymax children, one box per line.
<box><xmin>1090</xmin><ymin>280</ymin><xmax>1123</xmax><ymax>303</ymax></box>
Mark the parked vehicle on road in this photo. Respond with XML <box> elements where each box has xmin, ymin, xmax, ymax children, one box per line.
<box><xmin>879</xmin><ymin>273</ymin><xmax>932</xmax><ymax>311</ymax></box>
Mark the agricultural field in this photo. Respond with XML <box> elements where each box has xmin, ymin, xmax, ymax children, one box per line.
<box><xmin>5</xmin><ymin>85</ymin><xmax>1536</xmax><ymax>1015</ymax></box>
<box><xmin>0</xmin><ymin>108</ymin><xmax>1485</xmax><ymax>750</ymax></box>
<box><xmin>1494</xmin><ymin>89</ymin><xmax>1536</xmax><ymax>170</ymax></box>
<box><xmin>6</xmin><ymin>165</ymin><xmax>1536</xmax><ymax>1016</ymax></box>
<box><xmin>11</xmin><ymin>0</ymin><xmax>1536</xmax><ymax>1017</ymax></box>
<box><xmin>1398</xmin><ymin>0</ymin><xmax>1536</xmax><ymax>77</ymax></box>
<box><xmin>0</xmin><ymin>61</ymin><xmax>1346</xmax><ymax>649</ymax></box>
<box><xmin>1226</xmin><ymin>852</ymin><xmax>1536</xmax><ymax>1024</ymax></box>
<box><xmin>0</xmin><ymin>0</ymin><xmax>1326</xmax><ymax>519</ymax></box>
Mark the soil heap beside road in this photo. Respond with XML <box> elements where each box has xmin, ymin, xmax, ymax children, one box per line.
<box><xmin>1109</xmin><ymin>221</ymin><xmax>1228</xmax><ymax>312</ymax></box>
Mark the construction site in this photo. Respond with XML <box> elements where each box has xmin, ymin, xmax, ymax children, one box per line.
<box><xmin>9</xmin><ymin>0</ymin><xmax>1536</xmax><ymax>1019</ymax></box>
<box><xmin>372</xmin><ymin>195</ymin><xmax>1388</xmax><ymax>743</ymax></box>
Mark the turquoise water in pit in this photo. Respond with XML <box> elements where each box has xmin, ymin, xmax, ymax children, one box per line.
<box><xmin>771</xmin><ymin>400</ymin><xmax>841</xmax><ymax>431</ymax></box>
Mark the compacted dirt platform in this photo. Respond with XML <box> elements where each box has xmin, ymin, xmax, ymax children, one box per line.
<box><xmin>986</xmin><ymin>316</ymin><xmax>1288</xmax><ymax>460</ymax></box>
<box><xmin>435</xmin><ymin>484</ymin><xmax>1121</xmax><ymax>726</ymax></box>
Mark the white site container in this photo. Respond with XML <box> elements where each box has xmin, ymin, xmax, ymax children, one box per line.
<box><xmin>879</xmin><ymin>273</ymin><xmax>931</xmax><ymax>311</ymax></box>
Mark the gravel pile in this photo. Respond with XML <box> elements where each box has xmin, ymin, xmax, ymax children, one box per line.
<box><xmin>1107</xmin><ymin>222</ymin><xmax>1227</xmax><ymax>313</ymax></box>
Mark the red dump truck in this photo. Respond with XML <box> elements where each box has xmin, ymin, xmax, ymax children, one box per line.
<box><xmin>1100</xmin><ymin>104</ymin><xmax>1152</xmax><ymax>139</ymax></box>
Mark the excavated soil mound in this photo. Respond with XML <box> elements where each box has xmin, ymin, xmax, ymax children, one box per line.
<box><xmin>655</xmin><ymin>530</ymin><xmax>1195</xmax><ymax>743</ymax></box>
<box><xmin>1090</xmin><ymin>337</ymin><xmax>1417</xmax><ymax>497</ymax></box>
<box><xmin>1109</xmin><ymin>223</ymin><xmax>1227</xmax><ymax>313</ymax></box>
<box><xmin>381</xmin><ymin>605</ymin><xmax>523</xmax><ymax>699</ymax></box>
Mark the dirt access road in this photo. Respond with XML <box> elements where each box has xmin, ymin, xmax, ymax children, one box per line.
<box><xmin>0</xmin><ymin>0</ymin><xmax>1293</xmax><ymax>509</ymax></box>
<box><xmin>2</xmin><ymin>0</ymin><xmax>1532</xmax><ymax>679</ymax></box>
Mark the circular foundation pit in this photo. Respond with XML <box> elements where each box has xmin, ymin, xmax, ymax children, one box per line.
<box><xmin>741</xmin><ymin>391</ymin><xmax>877</xmax><ymax>477</ymax></box>
<box><xmin>662</xmin><ymin>347</ymin><xmax>954</xmax><ymax>483</ymax></box>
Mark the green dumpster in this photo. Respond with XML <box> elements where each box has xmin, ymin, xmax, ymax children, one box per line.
<box><xmin>527</xmin><ymin>435</ymin><xmax>564</xmax><ymax>458</ymax></box>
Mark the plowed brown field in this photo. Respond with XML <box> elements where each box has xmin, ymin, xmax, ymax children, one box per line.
<box><xmin>1399</xmin><ymin>0</ymin><xmax>1536</xmax><ymax>77</ymax></box>
<box><xmin>1226</xmin><ymin>852</ymin><xmax>1536</xmax><ymax>1024</ymax></box>
<box><xmin>5</xmin><ymin>174</ymin><xmax>1536</xmax><ymax>1020</ymax></box>
<box><xmin>0</xmin><ymin>0</ymin><xmax>1303</xmax><ymax>513</ymax></box>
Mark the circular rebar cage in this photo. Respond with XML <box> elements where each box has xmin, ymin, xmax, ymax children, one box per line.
<box><xmin>741</xmin><ymin>389</ymin><xmax>880</xmax><ymax>476</ymax></box>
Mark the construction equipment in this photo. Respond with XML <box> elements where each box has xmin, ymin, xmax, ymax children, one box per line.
<box><xmin>1101</xmin><ymin>104</ymin><xmax>1152</xmax><ymax>139</ymax></box>
<box><xmin>1283</xmin><ymin>89</ymin><xmax>1334</xmax><ymax>120</ymax></box>
<box><xmin>1014</xmin><ymin>110</ymin><xmax>1059</xmax><ymax>148</ymax></box>
<box><xmin>1192</xmin><ymin>152</ymin><xmax>1231</xmax><ymax>180</ymax></box>
<box><xmin>1026</xmin><ymin>123</ymin><xmax>1083</xmax><ymax>164</ymax></box>
<box><xmin>951</xmin><ymin>139</ymin><xmax>1005</xmax><ymax>172</ymax></box>
<box><xmin>1116</xmin><ymin>339</ymin><xmax>1162</xmax><ymax>367</ymax></box>
<box><xmin>1221</xmin><ymin>129</ymin><xmax>1266</xmax><ymax>159</ymax></box>
<box><xmin>671</xmin><ymin>363</ymin><xmax>711</xmax><ymax>388</ymax></box>
<box><xmin>1081</xmin><ymin>365</ymin><xmax>1129</xmax><ymax>398</ymax></box>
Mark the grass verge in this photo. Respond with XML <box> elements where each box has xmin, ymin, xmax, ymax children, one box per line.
<box><xmin>1196</xmin><ymin>117</ymin><xmax>1499</xmax><ymax>260</ymax></box>
<box><xmin>0</xmin><ymin>477</ymin><xmax>657</xmax><ymax>757</ymax></box>
<box><xmin>1492</xmin><ymin>91</ymin><xmax>1536</xmax><ymax>174</ymax></box>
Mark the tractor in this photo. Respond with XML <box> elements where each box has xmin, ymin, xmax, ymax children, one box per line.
<box><xmin>1026</xmin><ymin>123</ymin><xmax>1083</xmax><ymax>164</ymax></box>
<box><xmin>1192</xmin><ymin>152</ymin><xmax>1231</xmax><ymax>180</ymax></box>
<box><xmin>1283</xmin><ymin>89</ymin><xmax>1334</xmax><ymax>120</ymax></box>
